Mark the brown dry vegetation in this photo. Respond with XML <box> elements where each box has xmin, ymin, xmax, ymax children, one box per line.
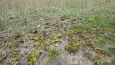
<box><xmin>0</xmin><ymin>0</ymin><xmax>114</xmax><ymax>13</ymax></box>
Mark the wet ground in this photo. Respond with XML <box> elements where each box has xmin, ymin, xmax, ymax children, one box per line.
<box><xmin>0</xmin><ymin>7</ymin><xmax>115</xmax><ymax>65</ymax></box>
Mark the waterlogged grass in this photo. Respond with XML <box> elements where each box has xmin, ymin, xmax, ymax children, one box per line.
<box><xmin>0</xmin><ymin>0</ymin><xmax>115</xmax><ymax>65</ymax></box>
<box><xmin>1</xmin><ymin>15</ymin><xmax>115</xmax><ymax>64</ymax></box>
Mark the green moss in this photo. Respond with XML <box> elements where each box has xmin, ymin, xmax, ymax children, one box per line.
<box><xmin>33</xmin><ymin>33</ymin><xmax>43</xmax><ymax>47</ymax></box>
<box><xmin>44</xmin><ymin>39</ymin><xmax>53</xmax><ymax>46</ymax></box>
<box><xmin>48</xmin><ymin>48</ymin><xmax>59</xmax><ymax>59</ymax></box>
<box><xmin>27</xmin><ymin>50</ymin><xmax>42</xmax><ymax>65</ymax></box>
<box><xmin>65</xmin><ymin>40</ymin><xmax>80</xmax><ymax>53</ymax></box>
<box><xmin>52</xmin><ymin>33</ymin><xmax>63</xmax><ymax>43</ymax></box>
<box><xmin>33</xmin><ymin>33</ymin><xmax>42</xmax><ymax>42</ymax></box>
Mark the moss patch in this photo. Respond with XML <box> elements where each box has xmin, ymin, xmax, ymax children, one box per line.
<box><xmin>48</xmin><ymin>48</ymin><xmax>59</xmax><ymax>59</ymax></box>
<box><xmin>65</xmin><ymin>39</ymin><xmax>80</xmax><ymax>53</ymax></box>
<box><xmin>27</xmin><ymin>50</ymin><xmax>42</xmax><ymax>65</ymax></box>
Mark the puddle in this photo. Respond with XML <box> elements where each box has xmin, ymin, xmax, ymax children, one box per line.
<box><xmin>112</xmin><ymin>55</ymin><xmax>115</xmax><ymax>59</ymax></box>
<box><xmin>36</xmin><ymin>39</ymin><xmax>94</xmax><ymax>65</ymax></box>
<box><xmin>59</xmin><ymin>39</ymin><xmax>69</xmax><ymax>49</ymax></box>
<box><xmin>20</xmin><ymin>48</ymin><xmax>31</xmax><ymax>53</ymax></box>
<box><xmin>35</xmin><ymin>39</ymin><xmax>69</xmax><ymax>65</ymax></box>
<box><xmin>20</xmin><ymin>57</ymin><xmax>28</xmax><ymax>65</ymax></box>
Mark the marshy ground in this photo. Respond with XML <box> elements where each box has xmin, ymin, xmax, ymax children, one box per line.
<box><xmin>0</xmin><ymin>0</ymin><xmax>115</xmax><ymax>65</ymax></box>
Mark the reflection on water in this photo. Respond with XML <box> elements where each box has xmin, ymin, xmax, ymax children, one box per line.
<box><xmin>20</xmin><ymin>57</ymin><xmax>28</xmax><ymax>65</ymax></box>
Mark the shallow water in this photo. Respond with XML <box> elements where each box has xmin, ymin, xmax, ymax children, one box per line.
<box><xmin>34</xmin><ymin>39</ymin><xmax>93</xmax><ymax>65</ymax></box>
<box><xmin>112</xmin><ymin>55</ymin><xmax>115</xmax><ymax>59</ymax></box>
<box><xmin>1</xmin><ymin>38</ymin><xmax>112</xmax><ymax>65</ymax></box>
<box><xmin>20</xmin><ymin>57</ymin><xmax>28</xmax><ymax>65</ymax></box>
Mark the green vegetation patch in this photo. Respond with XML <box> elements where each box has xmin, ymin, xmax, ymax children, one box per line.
<box><xmin>48</xmin><ymin>48</ymin><xmax>59</xmax><ymax>59</ymax></box>
<box><xmin>65</xmin><ymin>39</ymin><xmax>80</xmax><ymax>53</ymax></box>
<box><xmin>52</xmin><ymin>32</ymin><xmax>63</xmax><ymax>43</ymax></box>
<box><xmin>27</xmin><ymin>50</ymin><xmax>42</xmax><ymax>65</ymax></box>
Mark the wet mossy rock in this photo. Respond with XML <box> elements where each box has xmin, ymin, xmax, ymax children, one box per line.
<box><xmin>65</xmin><ymin>39</ymin><xmax>80</xmax><ymax>53</ymax></box>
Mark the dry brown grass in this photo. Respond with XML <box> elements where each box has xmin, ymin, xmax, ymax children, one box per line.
<box><xmin>0</xmin><ymin>0</ymin><xmax>114</xmax><ymax>13</ymax></box>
